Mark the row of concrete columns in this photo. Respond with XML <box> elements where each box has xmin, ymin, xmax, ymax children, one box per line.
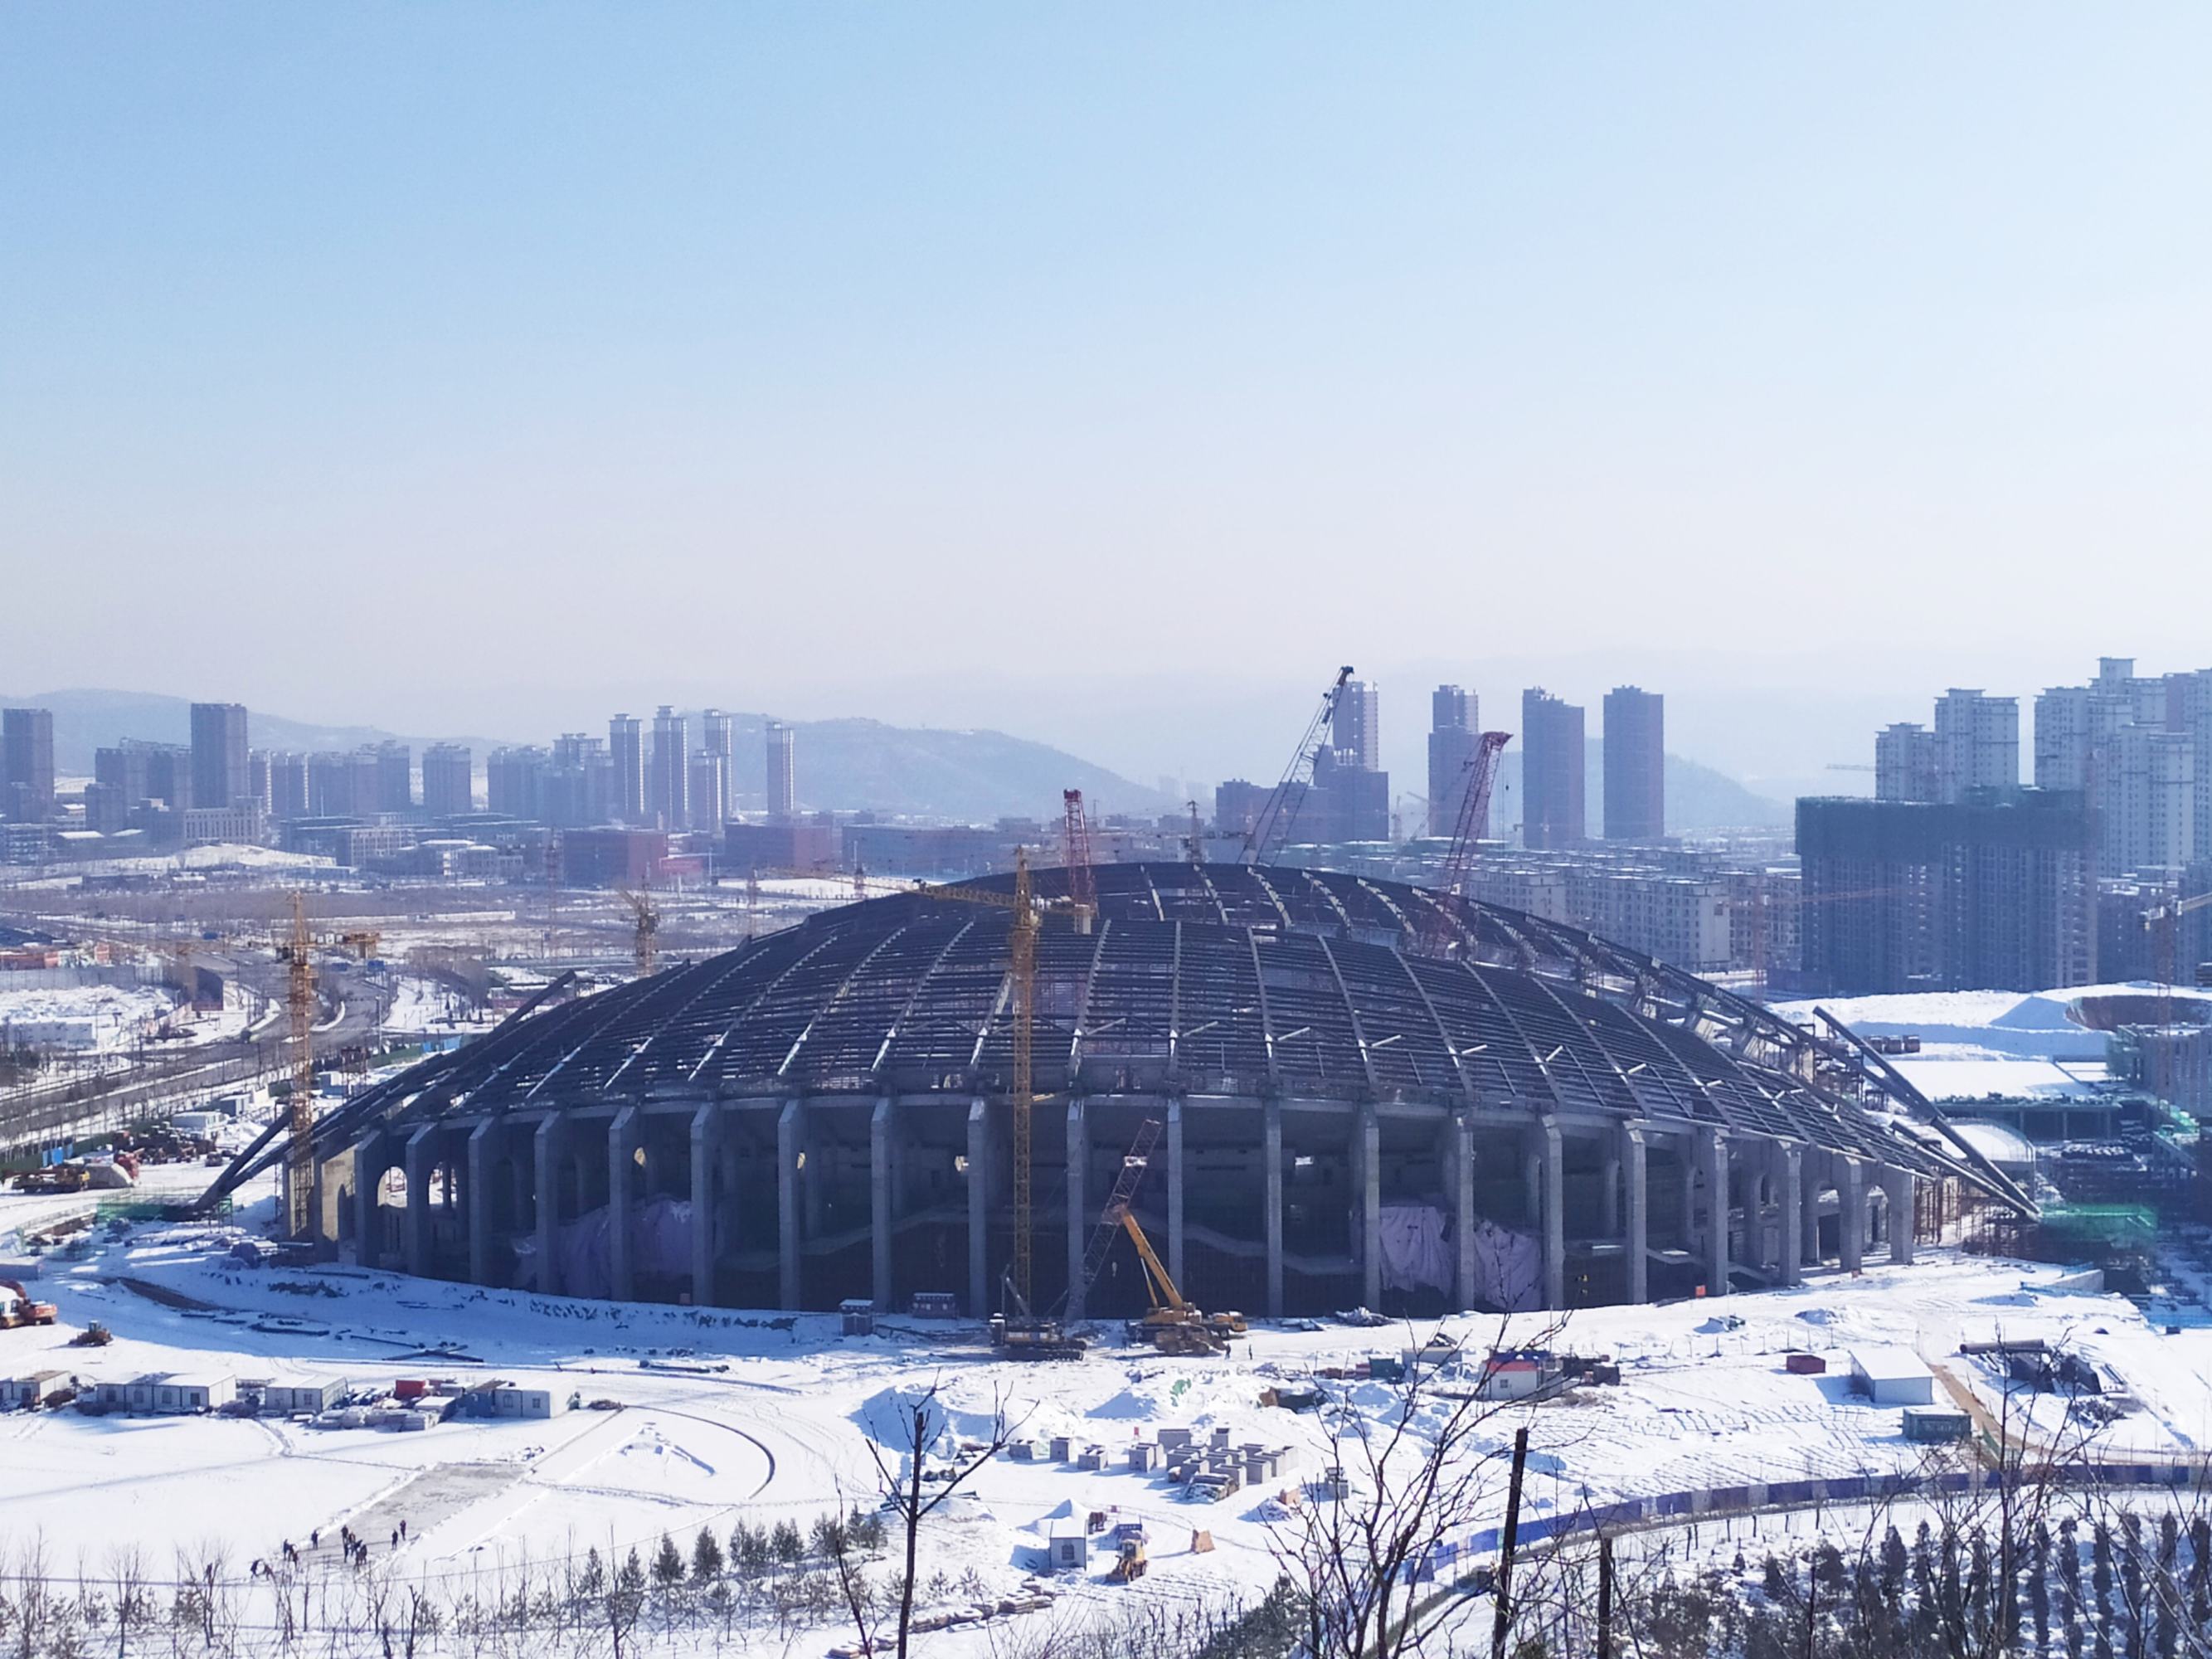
<box><xmin>353</xmin><ymin>1098</ymin><xmax>1923</xmax><ymax>1316</ymax></box>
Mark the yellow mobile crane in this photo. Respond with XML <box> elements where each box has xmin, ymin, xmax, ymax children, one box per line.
<box><xmin>1069</xmin><ymin>1118</ymin><xmax>1245</xmax><ymax>1355</ymax></box>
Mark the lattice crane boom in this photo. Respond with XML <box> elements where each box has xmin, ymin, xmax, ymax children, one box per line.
<box><xmin>1421</xmin><ymin>730</ymin><xmax>1512</xmax><ymax>956</ymax></box>
<box><xmin>1241</xmin><ymin>666</ymin><xmax>1354</xmax><ymax>866</ymax></box>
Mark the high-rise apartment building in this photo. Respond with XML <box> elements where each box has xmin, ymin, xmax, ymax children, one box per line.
<box><xmin>700</xmin><ymin>708</ymin><xmax>733</xmax><ymax>823</ymax></box>
<box><xmin>421</xmin><ymin>744</ymin><xmax>474</xmax><ymax>818</ymax></box>
<box><xmin>1932</xmin><ymin>689</ymin><xmax>2019</xmax><ymax>802</ymax></box>
<box><xmin>375</xmin><ymin>742</ymin><xmax>414</xmax><ymax>813</ymax></box>
<box><xmin>689</xmin><ymin>752</ymin><xmax>727</xmax><ymax>832</ymax></box>
<box><xmin>766</xmin><ymin>721</ymin><xmax>797</xmax><ymax>821</ymax></box>
<box><xmin>189</xmin><ymin>702</ymin><xmax>250</xmax><ymax>810</ymax></box>
<box><xmin>1875</xmin><ymin>722</ymin><xmax>1940</xmax><ymax>803</ymax></box>
<box><xmin>1601</xmin><ymin>686</ymin><xmax>1664</xmax><ymax>842</ymax></box>
<box><xmin>2</xmin><ymin>708</ymin><xmax>56</xmax><ymax>822</ymax></box>
<box><xmin>2030</xmin><ymin>656</ymin><xmax>2212</xmax><ymax>878</ymax></box>
<box><xmin>487</xmin><ymin>747</ymin><xmax>549</xmax><ymax>820</ymax></box>
<box><xmin>304</xmin><ymin>748</ymin><xmax>381</xmax><ymax>818</ymax></box>
<box><xmin>1427</xmin><ymin>686</ymin><xmax>1479</xmax><ymax>839</ymax></box>
<box><xmin>264</xmin><ymin>752</ymin><xmax>309</xmax><ymax>820</ymax></box>
<box><xmin>609</xmin><ymin>714</ymin><xmax>645</xmax><ymax>825</ymax></box>
<box><xmin>1333</xmin><ymin>680</ymin><xmax>1380</xmax><ymax>772</ymax></box>
<box><xmin>1520</xmin><ymin>688</ymin><xmax>1586</xmax><ymax>850</ymax></box>
<box><xmin>648</xmin><ymin>706</ymin><xmax>688</xmax><ymax>830</ymax></box>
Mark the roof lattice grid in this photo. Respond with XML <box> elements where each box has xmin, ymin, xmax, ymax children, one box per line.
<box><xmin>352</xmin><ymin>862</ymin><xmax>2016</xmax><ymax>1209</ymax></box>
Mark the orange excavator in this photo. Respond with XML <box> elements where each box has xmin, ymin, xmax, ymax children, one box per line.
<box><xmin>0</xmin><ymin>1281</ymin><xmax>58</xmax><ymax>1331</ymax></box>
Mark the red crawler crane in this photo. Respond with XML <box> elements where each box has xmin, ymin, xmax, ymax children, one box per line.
<box><xmin>1421</xmin><ymin>730</ymin><xmax>1512</xmax><ymax>957</ymax></box>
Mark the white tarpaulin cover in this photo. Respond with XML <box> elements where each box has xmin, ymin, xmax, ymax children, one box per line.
<box><xmin>1377</xmin><ymin>1204</ymin><xmax>1453</xmax><ymax>1293</ymax></box>
<box><xmin>1467</xmin><ymin>1220</ymin><xmax>1543</xmax><ymax>1312</ymax></box>
<box><xmin>522</xmin><ymin>1198</ymin><xmax>697</xmax><ymax>1299</ymax></box>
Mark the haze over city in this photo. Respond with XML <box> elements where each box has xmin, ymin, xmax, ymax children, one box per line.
<box><xmin>7</xmin><ymin>6</ymin><xmax>2212</xmax><ymax>802</ymax></box>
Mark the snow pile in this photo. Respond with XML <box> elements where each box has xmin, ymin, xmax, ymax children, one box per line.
<box><xmin>0</xmin><ymin>981</ymin><xmax>177</xmax><ymax>1048</ymax></box>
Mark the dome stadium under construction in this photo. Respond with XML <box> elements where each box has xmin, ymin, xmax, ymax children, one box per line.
<box><xmin>299</xmin><ymin>863</ymin><xmax>2028</xmax><ymax>1318</ymax></box>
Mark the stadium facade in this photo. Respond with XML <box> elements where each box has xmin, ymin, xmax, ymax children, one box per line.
<box><xmin>328</xmin><ymin>864</ymin><xmax>2021</xmax><ymax>1317</ymax></box>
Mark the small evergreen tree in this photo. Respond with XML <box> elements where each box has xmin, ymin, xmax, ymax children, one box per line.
<box><xmin>770</xmin><ymin>1519</ymin><xmax>805</xmax><ymax>1564</ymax></box>
<box><xmin>651</xmin><ymin>1532</ymin><xmax>685</xmax><ymax>1588</ymax></box>
<box><xmin>691</xmin><ymin>1526</ymin><xmax>724</xmax><ymax>1584</ymax></box>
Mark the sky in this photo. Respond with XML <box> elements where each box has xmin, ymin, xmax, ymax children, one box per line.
<box><xmin>4</xmin><ymin>5</ymin><xmax>2210</xmax><ymax>800</ymax></box>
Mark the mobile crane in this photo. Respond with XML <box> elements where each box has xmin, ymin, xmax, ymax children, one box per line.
<box><xmin>1068</xmin><ymin>1119</ymin><xmax>1244</xmax><ymax>1355</ymax></box>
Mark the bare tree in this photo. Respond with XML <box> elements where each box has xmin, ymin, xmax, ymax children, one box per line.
<box><xmin>861</xmin><ymin>1376</ymin><xmax>1028</xmax><ymax>1659</ymax></box>
<box><xmin>1267</xmin><ymin>1312</ymin><xmax>1573</xmax><ymax>1659</ymax></box>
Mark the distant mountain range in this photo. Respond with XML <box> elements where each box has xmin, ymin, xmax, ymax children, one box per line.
<box><xmin>2</xmin><ymin>688</ymin><xmax>1179</xmax><ymax>822</ymax></box>
<box><xmin>7</xmin><ymin>688</ymin><xmax>1785</xmax><ymax>831</ymax></box>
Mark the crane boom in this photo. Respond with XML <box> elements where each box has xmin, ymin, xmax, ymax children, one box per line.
<box><xmin>1062</xmin><ymin>789</ymin><xmax>1097</xmax><ymax>924</ymax></box>
<box><xmin>1421</xmin><ymin>730</ymin><xmax>1512</xmax><ymax>956</ymax></box>
<box><xmin>1241</xmin><ymin>666</ymin><xmax>1354</xmax><ymax>865</ymax></box>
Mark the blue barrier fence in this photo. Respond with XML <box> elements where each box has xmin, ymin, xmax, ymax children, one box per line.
<box><xmin>1412</xmin><ymin>1462</ymin><xmax>2205</xmax><ymax>1582</ymax></box>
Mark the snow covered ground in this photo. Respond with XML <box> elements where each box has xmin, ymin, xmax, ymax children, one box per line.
<box><xmin>5</xmin><ymin>1207</ymin><xmax>2211</xmax><ymax>1655</ymax></box>
<box><xmin>378</xmin><ymin>975</ymin><xmax>498</xmax><ymax>1038</ymax></box>
<box><xmin>0</xmin><ymin>981</ymin><xmax>179</xmax><ymax>1050</ymax></box>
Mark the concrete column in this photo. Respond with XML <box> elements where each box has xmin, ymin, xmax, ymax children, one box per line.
<box><xmin>1676</xmin><ymin>1135</ymin><xmax>1698</xmax><ymax>1247</ymax></box>
<box><xmin>1065</xmin><ymin>1097</ymin><xmax>1089</xmax><ymax>1320</ymax></box>
<box><xmin>533</xmin><ymin>1115</ymin><xmax>564</xmax><ymax>1297</ymax></box>
<box><xmin>1801</xmin><ymin>1155</ymin><xmax>1823</xmax><ymax>1267</ymax></box>
<box><xmin>777</xmin><ymin>1100</ymin><xmax>803</xmax><ymax>1310</ymax></box>
<box><xmin>352</xmin><ymin>1132</ymin><xmax>385</xmax><ymax>1269</ymax></box>
<box><xmin>1453</xmin><ymin>1112</ymin><xmax>1478</xmax><ymax>1313</ymax></box>
<box><xmin>688</xmin><ymin>1104</ymin><xmax>720</xmax><ymax>1307</ymax></box>
<box><xmin>404</xmin><ymin>1124</ymin><xmax>438</xmax><ymax>1279</ymax></box>
<box><xmin>1698</xmin><ymin>1126</ymin><xmax>1729</xmax><ymax>1298</ymax></box>
<box><xmin>1884</xmin><ymin>1168</ymin><xmax>1917</xmax><ymax>1265</ymax></box>
<box><xmin>871</xmin><ymin>1097</ymin><xmax>894</xmax><ymax>1311</ymax></box>
<box><xmin>1621</xmin><ymin>1121</ymin><xmax>1649</xmax><ymax>1305</ymax></box>
<box><xmin>1536</xmin><ymin>1117</ymin><xmax>1565</xmax><ymax>1311</ymax></box>
<box><xmin>1838</xmin><ymin>1156</ymin><xmax>1865</xmax><ymax>1273</ymax></box>
<box><xmin>966</xmin><ymin>1097</ymin><xmax>989</xmax><ymax>1317</ymax></box>
<box><xmin>1598</xmin><ymin>1146</ymin><xmax>1621</xmax><ymax>1239</ymax></box>
<box><xmin>1166</xmin><ymin>1097</ymin><xmax>1187</xmax><ymax>1294</ymax></box>
<box><xmin>1774</xmin><ymin>1142</ymin><xmax>1803</xmax><ymax>1289</ymax></box>
<box><xmin>1264</xmin><ymin>1100</ymin><xmax>1284</xmax><ymax>1319</ymax></box>
<box><xmin>467</xmin><ymin>1119</ymin><xmax>495</xmax><ymax>1286</ymax></box>
<box><xmin>1359</xmin><ymin>1105</ymin><xmax>1383</xmax><ymax>1311</ymax></box>
<box><xmin>801</xmin><ymin>1103</ymin><xmax>825</xmax><ymax>1236</ymax></box>
<box><xmin>607</xmin><ymin>1106</ymin><xmax>640</xmax><ymax>1301</ymax></box>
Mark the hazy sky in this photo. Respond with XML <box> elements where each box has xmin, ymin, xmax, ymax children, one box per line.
<box><xmin>5</xmin><ymin>6</ymin><xmax>2209</xmax><ymax>796</ymax></box>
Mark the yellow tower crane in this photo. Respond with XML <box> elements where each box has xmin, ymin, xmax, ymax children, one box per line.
<box><xmin>767</xmin><ymin>848</ymin><xmax>1076</xmax><ymax>1316</ymax></box>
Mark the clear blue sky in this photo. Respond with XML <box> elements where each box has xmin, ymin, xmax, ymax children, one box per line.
<box><xmin>5</xmin><ymin>6</ymin><xmax>2209</xmax><ymax>795</ymax></box>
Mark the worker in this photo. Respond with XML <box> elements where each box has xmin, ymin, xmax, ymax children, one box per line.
<box><xmin>310</xmin><ymin>1530</ymin><xmax>320</xmax><ymax>1550</ymax></box>
<box><xmin>399</xmin><ymin>1520</ymin><xmax>407</xmax><ymax>1540</ymax></box>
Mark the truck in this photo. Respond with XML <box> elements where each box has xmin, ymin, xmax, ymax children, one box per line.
<box><xmin>0</xmin><ymin>1282</ymin><xmax>59</xmax><ymax>1330</ymax></box>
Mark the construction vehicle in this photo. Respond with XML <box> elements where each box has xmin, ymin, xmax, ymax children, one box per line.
<box><xmin>1110</xmin><ymin>1534</ymin><xmax>1150</xmax><ymax>1583</ymax></box>
<box><xmin>0</xmin><ymin>1281</ymin><xmax>58</xmax><ymax>1330</ymax></box>
<box><xmin>70</xmin><ymin>1321</ymin><xmax>112</xmax><ymax>1348</ymax></box>
<box><xmin>11</xmin><ymin>1165</ymin><xmax>90</xmax><ymax>1195</ymax></box>
<box><xmin>1070</xmin><ymin>1120</ymin><xmax>1244</xmax><ymax>1355</ymax></box>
